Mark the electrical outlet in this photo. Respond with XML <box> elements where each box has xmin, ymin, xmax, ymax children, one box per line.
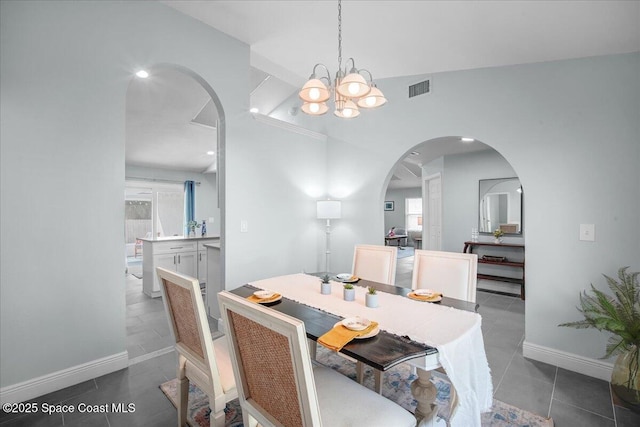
<box><xmin>240</xmin><ymin>220</ymin><xmax>248</xmax><ymax>233</ymax></box>
<box><xmin>579</xmin><ymin>224</ymin><xmax>595</xmax><ymax>242</ymax></box>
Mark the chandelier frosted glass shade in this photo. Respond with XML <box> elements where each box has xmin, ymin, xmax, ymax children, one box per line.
<box><xmin>334</xmin><ymin>99</ymin><xmax>360</xmax><ymax>118</ymax></box>
<box><xmin>301</xmin><ymin>101</ymin><xmax>329</xmax><ymax>115</ymax></box>
<box><xmin>356</xmin><ymin>85</ymin><xmax>387</xmax><ymax>108</ymax></box>
<box><xmin>299</xmin><ymin>78</ymin><xmax>330</xmax><ymax>103</ymax></box>
<box><xmin>336</xmin><ymin>72</ymin><xmax>371</xmax><ymax>98</ymax></box>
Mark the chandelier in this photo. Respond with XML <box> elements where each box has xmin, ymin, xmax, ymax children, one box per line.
<box><xmin>298</xmin><ymin>0</ymin><xmax>387</xmax><ymax>118</ymax></box>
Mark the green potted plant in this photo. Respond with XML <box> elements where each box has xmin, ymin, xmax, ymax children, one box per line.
<box><xmin>366</xmin><ymin>286</ymin><xmax>378</xmax><ymax>308</ymax></box>
<box><xmin>559</xmin><ymin>267</ymin><xmax>639</xmax><ymax>410</ymax></box>
<box><xmin>186</xmin><ymin>220</ymin><xmax>200</xmax><ymax>237</ymax></box>
<box><xmin>343</xmin><ymin>283</ymin><xmax>355</xmax><ymax>301</ymax></box>
<box><xmin>320</xmin><ymin>274</ymin><xmax>332</xmax><ymax>295</ymax></box>
<box><xmin>493</xmin><ymin>229</ymin><xmax>504</xmax><ymax>243</ymax></box>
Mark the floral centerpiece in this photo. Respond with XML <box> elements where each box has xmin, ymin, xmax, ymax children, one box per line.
<box><xmin>493</xmin><ymin>229</ymin><xmax>504</xmax><ymax>243</ymax></box>
<box><xmin>559</xmin><ymin>267</ymin><xmax>640</xmax><ymax>410</ymax></box>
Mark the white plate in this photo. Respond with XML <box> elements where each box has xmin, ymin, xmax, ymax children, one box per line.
<box><xmin>334</xmin><ymin>321</ymin><xmax>379</xmax><ymax>339</ymax></box>
<box><xmin>335</xmin><ymin>273</ymin><xmax>359</xmax><ymax>283</ymax></box>
<box><xmin>413</xmin><ymin>288</ymin><xmax>436</xmax><ymax>297</ymax></box>
<box><xmin>408</xmin><ymin>292</ymin><xmax>442</xmax><ymax>302</ymax></box>
<box><xmin>253</xmin><ymin>290</ymin><xmax>275</xmax><ymax>299</ymax></box>
<box><xmin>341</xmin><ymin>316</ymin><xmax>371</xmax><ymax>331</ymax></box>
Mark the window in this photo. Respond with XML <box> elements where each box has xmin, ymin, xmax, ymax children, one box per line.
<box><xmin>405</xmin><ymin>198</ymin><xmax>423</xmax><ymax>230</ymax></box>
<box><xmin>125</xmin><ymin>181</ymin><xmax>185</xmax><ymax>238</ymax></box>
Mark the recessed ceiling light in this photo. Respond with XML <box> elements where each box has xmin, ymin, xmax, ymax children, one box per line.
<box><xmin>249</xmin><ymin>107</ymin><xmax>259</xmax><ymax>113</ymax></box>
<box><xmin>135</xmin><ymin>70</ymin><xmax>149</xmax><ymax>79</ymax></box>
<box><xmin>461</xmin><ymin>137</ymin><xmax>474</xmax><ymax>142</ymax></box>
<box><xmin>206</xmin><ymin>151</ymin><xmax>215</xmax><ymax>156</ymax></box>
<box><xmin>410</xmin><ymin>151</ymin><xmax>420</xmax><ymax>156</ymax></box>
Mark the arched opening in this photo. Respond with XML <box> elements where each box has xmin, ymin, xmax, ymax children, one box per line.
<box><xmin>124</xmin><ymin>64</ymin><xmax>226</xmax><ymax>361</ymax></box>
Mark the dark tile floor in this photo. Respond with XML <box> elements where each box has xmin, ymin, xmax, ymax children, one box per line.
<box><xmin>1</xmin><ymin>256</ymin><xmax>638</xmax><ymax>426</ymax></box>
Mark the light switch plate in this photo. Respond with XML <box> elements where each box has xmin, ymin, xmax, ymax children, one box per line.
<box><xmin>240</xmin><ymin>220</ymin><xmax>248</xmax><ymax>233</ymax></box>
<box><xmin>208</xmin><ymin>217</ymin><xmax>215</xmax><ymax>224</ymax></box>
<box><xmin>580</xmin><ymin>224</ymin><xmax>595</xmax><ymax>242</ymax></box>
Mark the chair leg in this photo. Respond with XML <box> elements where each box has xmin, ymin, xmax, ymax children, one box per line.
<box><xmin>211</xmin><ymin>407</ymin><xmax>225</xmax><ymax>427</ymax></box>
<box><xmin>374</xmin><ymin>369</ymin><xmax>383</xmax><ymax>394</ymax></box>
<box><xmin>309</xmin><ymin>339</ymin><xmax>317</xmax><ymax>360</ymax></box>
<box><xmin>177</xmin><ymin>356</ymin><xmax>189</xmax><ymax>427</ymax></box>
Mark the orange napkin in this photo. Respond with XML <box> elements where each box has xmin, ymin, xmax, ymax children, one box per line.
<box><xmin>407</xmin><ymin>292</ymin><xmax>443</xmax><ymax>302</ymax></box>
<box><xmin>246</xmin><ymin>293</ymin><xmax>281</xmax><ymax>304</ymax></box>
<box><xmin>318</xmin><ymin>321</ymin><xmax>379</xmax><ymax>352</ymax></box>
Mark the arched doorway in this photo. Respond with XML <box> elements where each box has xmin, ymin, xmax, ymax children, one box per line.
<box><xmin>124</xmin><ymin>64</ymin><xmax>226</xmax><ymax>360</ymax></box>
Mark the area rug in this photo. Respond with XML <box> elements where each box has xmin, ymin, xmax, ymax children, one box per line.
<box><xmin>160</xmin><ymin>347</ymin><xmax>553</xmax><ymax>427</ymax></box>
<box><xmin>397</xmin><ymin>246</ymin><xmax>415</xmax><ymax>259</ymax></box>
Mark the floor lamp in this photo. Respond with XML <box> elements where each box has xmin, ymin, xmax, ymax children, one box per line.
<box><xmin>317</xmin><ymin>200</ymin><xmax>341</xmax><ymax>273</ymax></box>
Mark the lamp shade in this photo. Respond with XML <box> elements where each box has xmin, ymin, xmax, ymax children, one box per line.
<box><xmin>337</xmin><ymin>72</ymin><xmax>371</xmax><ymax>98</ymax></box>
<box><xmin>299</xmin><ymin>78</ymin><xmax>330</xmax><ymax>102</ymax></box>
<box><xmin>357</xmin><ymin>85</ymin><xmax>387</xmax><ymax>108</ymax></box>
<box><xmin>301</xmin><ymin>101</ymin><xmax>329</xmax><ymax>115</ymax></box>
<box><xmin>333</xmin><ymin>99</ymin><xmax>360</xmax><ymax>118</ymax></box>
<box><xmin>317</xmin><ymin>200</ymin><xmax>341</xmax><ymax>219</ymax></box>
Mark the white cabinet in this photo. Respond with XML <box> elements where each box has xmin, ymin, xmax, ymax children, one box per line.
<box><xmin>141</xmin><ymin>237</ymin><xmax>219</xmax><ymax>298</ymax></box>
<box><xmin>142</xmin><ymin>240</ymin><xmax>198</xmax><ymax>298</ymax></box>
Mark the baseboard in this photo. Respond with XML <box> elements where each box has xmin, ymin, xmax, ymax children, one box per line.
<box><xmin>523</xmin><ymin>340</ymin><xmax>613</xmax><ymax>382</ymax></box>
<box><xmin>0</xmin><ymin>351</ymin><xmax>128</xmax><ymax>404</ymax></box>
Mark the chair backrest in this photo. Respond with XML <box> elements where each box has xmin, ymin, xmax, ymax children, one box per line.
<box><xmin>411</xmin><ymin>250</ymin><xmax>478</xmax><ymax>303</ymax></box>
<box><xmin>156</xmin><ymin>267</ymin><xmax>223</xmax><ymax>396</ymax></box>
<box><xmin>218</xmin><ymin>291</ymin><xmax>322</xmax><ymax>426</ymax></box>
<box><xmin>352</xmin><ymin>244</ymin><xmax>398</xmax><ymax>285</ymax></box>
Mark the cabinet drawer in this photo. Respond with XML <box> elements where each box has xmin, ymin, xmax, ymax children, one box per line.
<box><xmin>153</xmin><ymin>241</ymin><xmax>198</xmax><ymax>254</ymax></box>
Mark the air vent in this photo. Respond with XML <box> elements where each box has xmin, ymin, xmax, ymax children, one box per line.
<box><xmin>409</xmin><ymin>79</ymin><xmax>430</xmax><ymax>98</ymax></box>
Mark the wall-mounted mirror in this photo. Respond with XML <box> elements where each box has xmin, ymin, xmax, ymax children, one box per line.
<box><xmin>479</xmin><ymin>177</ymin><xmax>523</xmax><ymax>234</ymax></box>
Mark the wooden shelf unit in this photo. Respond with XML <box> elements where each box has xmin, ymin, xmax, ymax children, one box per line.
<box><xmin>463</xmin><ymin>241</ymin><xmax>525</xmax><ymax>299</ymax></box>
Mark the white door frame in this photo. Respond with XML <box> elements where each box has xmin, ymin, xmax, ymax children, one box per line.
<box><xmin>422</xmin><ymin>173</ymin><xmax>442</xmax><ymax>250</ymax></box>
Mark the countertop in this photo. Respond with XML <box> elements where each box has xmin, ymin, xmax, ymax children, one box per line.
<box><xmin>139</xmin><ymin>235</ymin><xmax>220</xmax><ymax>242</ymax></box>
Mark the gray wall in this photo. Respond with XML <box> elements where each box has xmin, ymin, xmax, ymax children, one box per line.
<box><xmin>0</xmin><ymin>0</ymin><xmax>324</xmax><ymax>389</ymax></box>
<box><xmin>125</xmin><ymin>165</ymin><xmax>220</xmax><ymax>236</ymax></box>
<box><xmin>292</xmin><ymin>53</ymin><xmax>640</xmax><ymax>363</ymax></box>
<box><xmin>1</xmin><ymin>0</ymin><xmax>639</xmax><ymax>394</ymax></box>
<box><xmin>383</xmin><ymin>187</ymin><xmax>422</xmax><ymax>233</ymax></box>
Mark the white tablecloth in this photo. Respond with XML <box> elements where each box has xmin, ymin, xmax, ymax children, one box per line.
<box><xmin>249</xmin><ymin>273</ymin><xmax>493</xmax><ymax>427</ymax></box>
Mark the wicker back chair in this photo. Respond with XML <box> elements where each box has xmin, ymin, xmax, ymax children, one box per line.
<box><xmin>156</xmin><ymin>267</ymin><xmax>237</xmax><ymax>427</ymax></box>
<box><xmin>218</xmin><ymin>291</ymin><xmax>417</xmax><ymax>427</ymax></box>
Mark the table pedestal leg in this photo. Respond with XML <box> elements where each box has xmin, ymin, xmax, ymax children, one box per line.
<box><xmin>411</xmin><ymin>368</ymin><xmax>438</xmax><ymax>425</ymax></box>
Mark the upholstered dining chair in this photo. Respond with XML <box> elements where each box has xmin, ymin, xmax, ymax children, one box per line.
<box><xmin>156</xmin><ymin>267</ymin><xmax>237</xmax><ymax>427</ymax></box>
<box><xmin>217</xmin><ymin>291</ymin><xmax>416</xmax><ymax>427</ymax></box>
<box><xmin>411</xmin><ymin>249</ymin><xmax>478</xmax><ymax>303</ymax></box>
<box><xmin>352</xmin><ymin>244</ymin><xmax>398</xmax><ymax>285</ymax></box>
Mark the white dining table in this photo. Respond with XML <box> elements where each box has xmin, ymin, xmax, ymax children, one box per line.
<box><xmin>247</xmin><ymin>273</ymin><xmax>493</xmax><ymax>427</ymax></box>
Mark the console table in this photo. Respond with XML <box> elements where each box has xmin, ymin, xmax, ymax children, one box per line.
<box><xmin>463</xmin><ymin>241</ymin><xmax>525</xmax><ymax>299</ymax></box>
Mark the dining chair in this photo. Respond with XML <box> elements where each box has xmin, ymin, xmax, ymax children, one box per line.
<box><xmin>156</xmin><ymin>267</ymin><xmax>237</xmax><ymax>427</ymax></box>
<box><xmin>217</xmin><ymin>291</ymin><xmax>417</xmax><ymax>427</ymax></box>
<box><xmin>411</xmin><ymin>249</ymin><xmax>478</xmax><ymax>303</ymax></box>
<box><xmin>352</xmin><ymin>244</ymin><xmax>398</xmax><ymax>285</ymax></box>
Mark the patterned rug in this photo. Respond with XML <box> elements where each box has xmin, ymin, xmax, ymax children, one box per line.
<box><xmin>160</xmin><ymin>347</ymin><xmax>553</xmax><ymax>427</ymax></box>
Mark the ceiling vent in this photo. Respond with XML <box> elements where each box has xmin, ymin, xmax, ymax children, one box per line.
<box><xmin>408</xmin><ymin>79</ymin><xmax>430</xmax><ymax>98</ymax></box>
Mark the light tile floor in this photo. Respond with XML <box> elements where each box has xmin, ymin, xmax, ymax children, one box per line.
<box><xmin>1</xmin><ymin>257</ymin><xmax>638</xmax><ymax>426</ymax></box>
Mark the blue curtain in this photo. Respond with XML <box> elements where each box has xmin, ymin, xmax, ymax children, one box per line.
<box><xmin>184</xmin><ymin>180</ymin><xmax>195</xmax><ymax>235</ymax></box>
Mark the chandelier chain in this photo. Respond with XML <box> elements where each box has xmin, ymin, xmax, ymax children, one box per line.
<box><xmin>337</xmin><ymin>0</ymin><xmax>342</xmax><ymax>71</ymax></box>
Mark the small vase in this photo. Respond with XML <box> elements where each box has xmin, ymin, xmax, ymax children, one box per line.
<box><xmin>321</xmin><ymin>282</ymin><xmax>332</xmax><ymax>295</ymax></box>
<box><xmin>366</xmin><ymin>293</ymin><xmax>378</xmax><ymax>308</ymax></box>
<box><xmin>343</xmin><ymin>288</ymin><xmax>355</xmax><ymax>301</ymax></box>
<box><xmin>611</xmin><ymin>347</ymin><xmax>640</xmax><ymax>412</ymax></box>
<box><xmin>494</xmin><ymin>238</ymin><xmax>502</xmax><ymax>244</ymax></box>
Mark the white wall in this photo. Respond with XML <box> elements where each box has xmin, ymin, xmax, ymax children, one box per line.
<box><xmin>0</xmin><ymin>0</ymin><xmax>324</xmax><ymax>396</ymax></box>
<box><xmin>312</xmin><ymin>53</ymin><xmax>640</xmax><ymax>368</ymax></box>
<box><xmin>125</xmin><ymin>165</ymin><xmax>220</xmax><ymax>236</ymax></box>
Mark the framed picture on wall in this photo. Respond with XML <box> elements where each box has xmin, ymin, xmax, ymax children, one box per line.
<box><xmin>384</xmin><ymin>201</ymin><xmax>394</xmax><ymax>211</ymax></box>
